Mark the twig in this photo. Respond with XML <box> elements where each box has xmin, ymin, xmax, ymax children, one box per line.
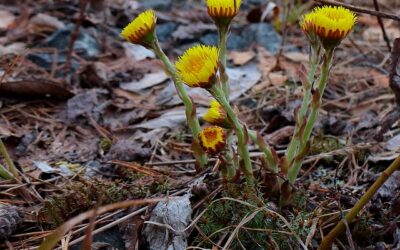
<box><xmin>65</xmin><ymin>0</ymin><xmax>90</xmax><ymax>69</ymax></box>
<box><xmin>319</xmin><ymin>155</ymin><xmax>400</xmax><ymax>249</ymax></box>
<box><xmin>372</xmin><ymin>0</ymin><xmax>391</xmax><ymax>51</ymax></box>
<box><xmin>313</xmin><ymin>0</ymin><xmax>400</xmax><ymax>22</ymax></box>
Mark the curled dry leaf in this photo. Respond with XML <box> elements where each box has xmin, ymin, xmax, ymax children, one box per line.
<box><xmin>0</xmin><ymin>80</ymin><xmax>74</xmax><ymax>100</ymax></box>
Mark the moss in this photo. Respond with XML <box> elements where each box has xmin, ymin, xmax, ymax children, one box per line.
<box><xmin>42</xmin><ymin>179</ymin><xmax>148</xmax><ymax>227</ymax></box>
<box><xmin>195</xmin><ymin>191</ymin><xmax>306</xmax><ymax>249</ymax></box>
<box><xmin>99</xmin><ymin>137</ymin><xmax>112</xmax><ymax>152</ymax></box>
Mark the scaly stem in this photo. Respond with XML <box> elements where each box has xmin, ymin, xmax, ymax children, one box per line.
<box><xmin>320</xmin><ymin>155</ymin><xmax>400</xmax><ymax>249</ymax></box>
<box><xmin>151</xmin><ymin>39</ymin><xmax>207</xmax><ymax>169</ymax></box>
<box><xmin>218</xmin><ymin>25</ymin><xmax>229</xmax><ymax>99</ymax></box>
<box><xmin>210</xmin><ymin>85</ymin><xmax>254</xmax><ymax>188</ymax></box>
<box><xmin>286</xmin><ymin>44</ymin><xmax>320</xmax><ymax>164</ymax></box>
<box><xmin>288</xmin><ymin>49</ymin><xmax>333</xmax><ymax>184</ymax></box>
<box><xmin>225</xmin><ymin>130</ymin><xmax>237</xmax><ymax>180</ymax></box>
<box><xmin>0</xmin><ymin>138</ymin><xmax>21</xmax><ymax>181</ymax></box>
<box><xmin>248</xmin><ymin>130</ymin><xmax>277</xmax><ymax>172</ymax></box>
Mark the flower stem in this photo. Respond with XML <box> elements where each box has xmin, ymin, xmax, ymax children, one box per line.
<box><xmin>218</xmin><ymin>25</ymin><xmax>229</xmax><ymax>99</ymax></box>
<box><xmin>286</xmin><ymin>44</ymin><xmax>320</xmax><ymax>164</ymax></box>
<box><xmin>210</xmin><ymin>85</ymin><xmax>254</xmax><ymax>188</ymax></box>
<box><xmin>319</xmin><ymin>155</ymin><xmax>400</xmax><ymax>249</ymax></box>
<box><xmin>151</xmin><ymin>40</ymin><xmax>207</xmax><ymax>169</ymax></box>
<box><xmin>0</xmin><ymin>163</ymin><xmax>13</xmax><ymax>179</ymax></box>
<box><xmin>248</xmin><ymin>130</ymin><xmax>277</xmax><ymax>172</ymax></box>
<box><xmin>0</xmin><ymin>138</ymin><xmax>21</xmax><ymax>181</ymax></box>
<box><xmin>288</xmin><ymin>48</ymin><xmax>333</xmax><ymax>184</ymax></box>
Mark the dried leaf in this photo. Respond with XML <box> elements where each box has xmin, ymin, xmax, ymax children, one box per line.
<box><xmin>0</xmin><ymin>80</ymin><xmax>74</xmax><ymax>100</ymax></box>
<box><xmin>284</xmin><ymin>51</ymin><xmax>309</xmax><ymax>63</ymax></box>
<box><xmin>143</xmin><ymin>194</ymin><xmax>192</xmax><ymax>250</ymax></box>
<box><xmin>157</xmin><ymin>63</ymin><xmax>261</xmax><ymax>106</ymax></box>
<box><xmin>133</xmin><ymin>107</ymin><xmax>207</xmax><ymax>129</ymax></box>
<box><xmin>229</xmin><ymin>50</ymin><xmax>256</xmax><ymax>66</ymax></box>
<box><xmin>0</xmin><ymin>10</ymin><xmax>16</xmax><ymax>30</ymax></box>
<box><xmin>120</xmin><ymin>71</ymin><xmax>169</xmax><ymax>92</ymax></box>
<box><xmin>377</xmin><ymin>171</ymin><xmax>400</xmax><ymax>199</ymax></box>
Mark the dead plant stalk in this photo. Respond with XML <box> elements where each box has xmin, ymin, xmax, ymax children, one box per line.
<box><xmin>320</xmin><ymin>155</ymin><xmax>400</xmax><ymax>249</ymax></box>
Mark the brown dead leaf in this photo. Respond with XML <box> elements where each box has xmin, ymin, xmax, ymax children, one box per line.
<box><xmin>269</xmin><ymin>72</ymin><xmax>288</xmax><ymax>85</ymax></box>
<box><xmin>363</xmin><ymin>26</ymin><xmax>400</xmax><ymax>45</ymax></box>
<box><xmin>0</xmin><ymin>80</ymin><xmax>74</xmax><ymax>100</ymax></box>
<box><xmin>266</xmin><ymin>125</ymin><xmax>294</xmax><ymax>145</ymax></box>
<box><xmin>229</xmin><ymin>50</ymin><xmax>256</xmax><ymax>66</ymax></box>
<box><xmin>0</xmin><ymin>10</ymin><xmax>16</xmax><ymax>30</ymax></box>
<box><xmin>28</xmin><ymin>13</ymin><xmax>65</xmax><ymax>33</ymax></box>
<box><xmin>0</xmin><ymin>43</ymin><xmax>26</xmax><ymax>56</ymax></box>
<box><xmin>120</xmin><ymin>71</ymin><xmax>169</xmax><ymax>92</ymax></box>
<box><xmin>349</xmin><ymin>67</ymin><xmax>389</xmax><ymax>87</ymax></box>
<box><xmin>257</xmin><ymin>47</ymin><xmax>276</xmax><ymax>79</ymax></box>
<box><xmin>284</xmin><ymin>51</ymin><xmax>309</xmax><ymax>63</ymax></box>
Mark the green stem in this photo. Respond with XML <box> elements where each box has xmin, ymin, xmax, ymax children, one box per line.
<box><xmin>218</xmin><ymin>26</ymin><xmax>229</xmax><ymax>99</ymax></box>
<box><xmin>248</xmin><ymin>130</ymin><xmax>276</xmax><ymax>172</ymax></box>
<box><xmin>288</xmin><ymin>49</ymin><xmax>333</xmax><ymax>184</ymax></box>
<box><xmin>210</xmin><ymin>85</ymin><xmax>254</xmax><ymax>188</ymax></box>
<box><xmin>0</xmin><ymin>163</ymin><xmax>13</xmax><ymax>179</ymax></box>
<box><xmin>225</xmin><ymin>130</ymin><xmax>237</xmax><ymax>180</ymax></box>
<box><xmin>320</xmin><ymin>155</ymin><xmax>400</xmax><ymax>249</ymax></box>
<box><xmin>0</xmin><ymin>138</ymin><xmax>20</xmax><ymax>181</ymax></box>
<box><xmin>286</xmin><ymin>45</ymin><xmax>320</xmax><ymax>164</ymax></box>
<box><xmin>151</xmin><ymin>40</ymin><xmax>207</xmax><ymax>169</ymax></box>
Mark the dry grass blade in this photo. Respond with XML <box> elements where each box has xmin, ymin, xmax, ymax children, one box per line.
<box><xmin>81</xmin><ymin>205</ymin><xmax>98</xmax><ymax>250</ymax></box>
<box><xmin>38</xmin><ymin>197</ymin><xmax>168</xmax><ymax>250</ymax></box>
<box><xmin>109</xmin><ymin>160</ymin><xmax>164</xmax><ymax>176</ymax></box>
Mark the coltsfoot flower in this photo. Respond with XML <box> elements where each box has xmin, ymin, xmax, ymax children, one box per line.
<box><xmin>121</xmin><ymin>10</ymin><xmax>157</xmax><ymax>47</ymax></box>
<box><xmin>206</xmin><ymin>0</ymin><xmax>241</xmax><ymax>25</ymax></box>
<box><xmin>175</xmin><ymin>45</ymin><xmax>219</xmax><ymax>88</ymax></box>
<box><xmin>203</xmin><ymin>100</ymin><xmax>230</xmax><ymax>128</ymax></box>
<box><xmin>300</xmin><ymin>6</ymin><xmax>357</xmax><ymax>48</ymax></box>
<box><xmin>198</xmin><ymin>126</ymin><xmax>226</xmax><ymax>154</ymax></box>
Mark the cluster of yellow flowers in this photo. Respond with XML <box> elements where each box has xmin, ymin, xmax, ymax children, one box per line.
<box><xmin>120</xmin><ymin>0</ymin><xmax>244</xmax><ymax>155</ymax></box>
<box><xmin>120</xmin><ymin>0</ymin><xmax>357</xmax><ymax>185</ymax></box>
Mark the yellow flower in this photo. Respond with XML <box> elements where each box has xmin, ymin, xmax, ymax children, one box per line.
<box><xmin>206</xmin><ymin>0</ymin><xmax>241</xmax><ymax>23</ymax></box>
<box><xmin>300</xmin><ymin>6</ymin><xmax>357</xmax><ymax>48</ymax></box>
<box><xmin>198</xmin><ymin>126</ymin><xmax>226</xmax><ymax>154</ymax></box>
<box><xmin>175</xmin><ymin>45</ymin><xmax>219</xmax><ymax>88</ymax></box>
<box><xmin>121</xmin><ymin>10</ymin><xmax>157</xmax><ymax>47</ymax></box>
<box><xmin>203</xmin><ymin>100</ymin><xmax>230</xmax><ymax>127</ymax></box>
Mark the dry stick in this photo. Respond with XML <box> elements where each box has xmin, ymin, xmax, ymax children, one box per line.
<box><xmin>65</xmin><ymin>0</ymin><xmax>90</xmax><ymax>69</ymax></box>
<box><xmin>372</xmin><ymin>0</ymin><xmax>391</xmax><ymax>51</ymax></box>
<box><xmin>319</xmin><ymin>155</ymin><xmax>400</xmax><ymax>249</ymax></box>
<box><xmin>313</xmin><ymin>0</ymin><xmax>400</xmax><ymax>22</ymax></box>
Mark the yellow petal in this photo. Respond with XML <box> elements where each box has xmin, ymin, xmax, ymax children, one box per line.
<box><xmin>121</xmin><ymin>10</ymin><xmax>157</xmax><ymax>45</ymax></box>
<box><xmin>300</xmin><ymin>6</ymin><xmax>357</xmax><ymax>47</ymax></box>
<box><xmin>198</xmin><ymin>126</ymin><xmax>226</xmax><ymax>154</ymax></box>
<box><xmin>175</xmin><ymin>45</ymin><xmax>219</xmax><ymax>88</ymax></box>
<box><xmin>206</xmin><ymin>0</ymin><xmax>241</xmax><ymax>19</ymax></box>
<box><xmin>203</xmin><ymin>100</ymin><xmax>227</xmax><ymax>125</ymax></box>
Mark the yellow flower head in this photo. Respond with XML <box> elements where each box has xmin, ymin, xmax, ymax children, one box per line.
<box><xmin>300</xmin><ymin>6</ymin><xmax>357</xmax><ymax>48</ymax></box>
<box><xmin>206</xmin><ymin>0</ymin><xmax>241</xmax><ymax>23</ymax></box>
<box><xmin>121</xmin><ymin>10</ymin><xmax>157</xmax><ymax>47</ymax></box>
<box><xmin>175</xmin><ymin>45</ymin><xmax>219</xmax><ymax>88</ymax></box>
<box><xmin>198</xmin><ymin>126</ymin><xmax>226</xmax><ymax>154</ymax></box>
<box><xmin>203</xmin><ymin>100</ymin><xmax>230</xmax><ymax>127</ymax></box>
